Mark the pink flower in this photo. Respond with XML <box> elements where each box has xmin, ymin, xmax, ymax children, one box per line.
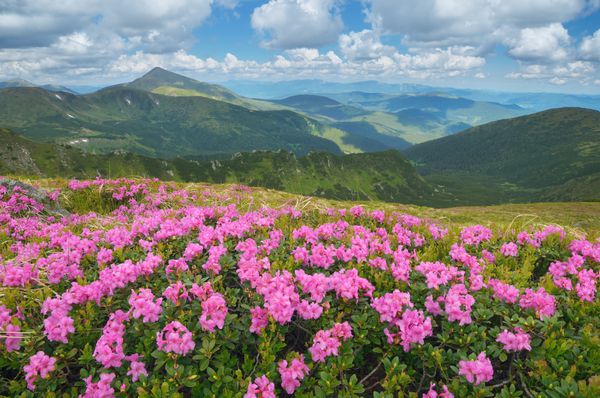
<box><xmin>128</xmin><ymin>288</ymin><xmax>163</xmax><ymax>323</ymax></box>
<box><xmin>278</xmin><ymin>355</ymin><xmax>310</xmax><ymax>394</ymax></box>
<box><xmin>415</xmin><ymin>261</ymin><xmax>460</xmax><ymax>289</ymax></box>
<box><xmin>244</xmin><ymin>375</ymin><xmax>276</xmax><ymax>398</ymax></box>
<box><xmin>444</xmin><ymin>284</ymin><xmax>475</xmax><ymax>325</ymax></box>
<box><xmin>309</xmin><ymin>322</ymin><xmax>352</xmax><ymax>362</ymax></box>
<box><xmin>3</xmin><ymin>323</ymin><xmax>22</xmax><ymax>352</ymax></box>
<box><xmin>43</xmin><ymin>310</ymin><xmax>75</xmax><ymax>343</ymax></box>
<box><xmin>424</xmin><ymin>295</ymin><xmax>443</xmax><ymax>316</ymax></box>
<box><xmin>97</xmin><ymin>248</ymin><xmax>113</xmax><ymax>265</ymax></box>
<box><xmin>80</xmin><ymin>373</ymin><xmax>116</xmax><ymax>398</ymax></box>
<box><xmin>93</xmin><ymin>310</ymin><xmax>129</xmax><ymax>369</ymax></box>
<box><xmin>183</xmin><ymin>242</ymin><xmax>204</xmax><ymax>261</ymax></box>
<box><xmin>24</xmin><ymin>351</ymin><xmax>57</xmax><ymax>390</ymax></box>
<box><xmin>460</xmin><ymin>225</ymin><xmax>493</xmax><ymax>246</ymax></box>
<box><xmin>371</xmin><ymin>290</ymin><xmax>413</xmax><ymax>323</ymax></box>
<box><xmin>496</xmin><ymin>328</ymin><xmax>531</xmax><ymax>352</ymax></box>
<box><xmin>423</xmin><ymin>383</ymin><xmax>454</xmax><ymax>398</ymax></box>
<box><xmin>166</xmin><ymin>258</ymin><xmax>189</xmax><ymax>275</ymax></box>
<box><xmin>458</xmin><ymin>352</ymin><xmax>494</xmax><ymax>385</ymax></box>
<box><xmin>199</xmin><ymin>294</ymin><xmax>228</xmax><ymax>332</ymax></box>
<box><xmin>396</xmin><ymin>309</ymin><xmax>433</xmax><ymax>352</ymax></box>
<box><xmin>296</xmin><ymin>300</ymin><xmax>323</xmax><ymax>320</ymax></box>
<box><xmin>519</xmin><ymin>288</ymin><xmax>556</xmax><ymax>319</ymax></box>
<box><xmin>249</xmin><ymin>306</ymin><xmax>269</xmax><ymax>334</ymax></box>
<box><xmin>488</xmin><ymin>279</ymin><xmax>520</xmax><ymax>304</ymax></box>
<box><xmin>126</xmin><ymin>354</ymin><xmax>148</xmax><ymax>382</ymax></box>
<box><xmin>162</xmin><ymin>281</ymin><xmax>189</xmax><ymax>304</ymax></box>
<box><xmin>576</xmin><ymin>269</ymin><xmax>597</xmax><ymax>302</ymax></box>
<box><xmin>156</xmin><ymin>321</ymin><xmax>195</xmax><ymax>355</ymax></box>
<box><xmin>500</xmin><ymin>242</ymin><xmax>518</xmax><ymax>257</ymax></box>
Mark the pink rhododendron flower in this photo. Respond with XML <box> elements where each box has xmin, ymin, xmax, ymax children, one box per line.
<box><xmin>392</xmin><ymin>309</ymin><xmax>433</xmax><ymax>351</ymax></box>
<box><xmin>249</xmin><ymin>306</ymin><xmax>269</xmax><ymax>334</ymax></box>
<box><xmin>444</xmin><ymin>284</ymin><xmax>475</xmax><ymax>325</ymax></box>
<box><xmin>500</xmin><ymin>242</ymin><xmax>518</xmax><ymax>257</ymax></box>
<box><xmin>3</xmin><ymin>323</ymin><xmax>22</xmax><ymax>352</ymax></box>
<box><xmin>199</xmin><ymin>293</ymin><xmax>228</xmax><ymax>332</ymax></box>
<box><xmin>166</xmin><ymin>258</ymin><xmax>189</xmax><ymax>275</ymax></box>
<box><xmin>244</xmin><ymin>375</ymin><xmax>276</xmax><ymax>398</ymax></box>
<box><xmin>497</xmin><ymin>328</ymin><xmax>531</xmax><ymax>352</ymax></box>
<box><xmin>128</xmin><ymin>288</ymin><xmax>163</xmax><ymax>323</ymax></box>
<box><xmin>278</xmin><ymin>355</ymin><xmax>310</xmax><ymax>394</ymax></box>
<box><xmin>24</xmin><ymin>351</ymin><xmax>56</xmax><ymax>390</ymax></box>
<box><xmin>156</xmin><ymin>321</ymin><xmax>195</xmax><ymax>355</ymax></box>
<box><xmin>81</xmin><ymin>373</ymin><xmax>116</xmax><ymax>398</ymax></box>
<box><xmin>460</xmin><ymin>225</ymin><xmax>493</xmax><ymax>246</ymax></box>
<box><xmin>423</xmin><ymin>383</ymin><xmax>454</xmax><ymax>398</ymax></box>
<box><xmin>458</xmin><ymin>352</ymin><xmax>494</xmax><ymax>385</ymax></box>
<box><xmin>519</xmin><ymin>288</ymin><xmax>556</xmax><ymax>319</ymax></box>
<box><xmin>576</xmin><ymin>269</ymin><xmax>597</xmax><ymax>302</ymax></box>
<box><xmin>371</xmin><ymin>290</ymin><xmax>413</xmax><ymax>323</ymax></box>
<box><xmin>93</xmin><ymin>310</ymin><xmax>129</xmax><ymax>368</ymax></box>
<box><xmin>488</xmin><ymin>279</ymin><xmax>520</xmax><ymax>304</ymax></box>
<box><xmin>415</xmin><ymin>261</ymin><xmax>461</xmax><ymax>289</ymax></box>
<box><xmin>126</xmin><ymin>354</ymin><xmax>148</xmax><ymax>382</ymax></box>
<box><xmin>309</xmin><ymin>322</ymin><xmax>352</xmax><ymax>362</ymax></box>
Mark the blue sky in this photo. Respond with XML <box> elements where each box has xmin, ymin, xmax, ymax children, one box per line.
<box><xmin>1</xmin><ymin>0</ymin><xmax>599</xmax><ymax>93</ymax></box>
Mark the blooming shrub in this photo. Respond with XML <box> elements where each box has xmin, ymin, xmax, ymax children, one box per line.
<box><xmin>0</xmin><ymin>178</ymin><xmax>598</xmax><ymax>397</ymax></box>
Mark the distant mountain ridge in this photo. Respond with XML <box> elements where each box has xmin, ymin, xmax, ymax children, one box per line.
<box><xmin>404</xmin><ymin>107</ymin><xmax>600</xmax><ymax>203</ymax></box>
<box><xmin>0</xmin><ymin>128</ymin><xmax>433</xmax><ymax>204</ymax></box>
<box><xmin>0</xmin><ymin>84</ymin><xmax>348</xmax><ymax>158</ymax></box>
<box><xmin>0</xmin><ymin>78</ymin><xmax>77</xmax><ymax>94</ymax></box>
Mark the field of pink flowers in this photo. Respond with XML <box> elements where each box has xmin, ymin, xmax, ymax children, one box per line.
<box><xmin>0</xmin><ymin>178</ymin><xmax>598</xmax><ymax>397</ymax></box>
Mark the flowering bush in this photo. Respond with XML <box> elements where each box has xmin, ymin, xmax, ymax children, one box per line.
<box><xmin>0</xmin><ymin>178</ymin><xmax>598</xmax><ymax>397</ymax></box>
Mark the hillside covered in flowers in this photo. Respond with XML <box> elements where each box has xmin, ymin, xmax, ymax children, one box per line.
<box><xmin>0</xmin><ymin>178</ymin><xmax>598</xmax><ymax>397</ymax></box>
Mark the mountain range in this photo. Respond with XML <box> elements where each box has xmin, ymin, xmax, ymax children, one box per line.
<box><xmin>0</xmin><ymin>68</ymin><xmax>598</xmax><ymax>206</ymax></box>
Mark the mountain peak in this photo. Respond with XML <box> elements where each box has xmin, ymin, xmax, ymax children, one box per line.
<box><xmin>127</xmin><ymin>67</ymin><xmax>238</xmax><ymax>101</ymax></box>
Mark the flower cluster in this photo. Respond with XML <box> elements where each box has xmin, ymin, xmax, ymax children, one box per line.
<box><xmin>156</xmin><ymin>321</ymin><xmax>195</xmax><ymax>355</ymax></box>
<box><xmin>309</xmin><ymin>322</ymin><xmax>353</xmax><ymax>362</ymax></box>
<box><xmin>458</xmin><ymin>352</ymin><xmax>494</xmax><ymax>385</ymax></box>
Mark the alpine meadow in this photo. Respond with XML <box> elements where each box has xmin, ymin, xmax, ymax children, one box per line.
<box><xmin>0</xmin><ymin>1</ymin><xmax>598</xmax><ymax>398</ymax></box>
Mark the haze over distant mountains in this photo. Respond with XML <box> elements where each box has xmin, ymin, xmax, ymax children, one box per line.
<box><xmin>0</xmin><ymin>67</ymin><xmax>598</xmax><ymax>206</ymax></box>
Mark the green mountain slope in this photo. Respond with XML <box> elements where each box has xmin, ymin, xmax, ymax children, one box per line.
<box><xmin>0</xmin><ymin>128</ymin><xmax>432</xmax><ymax>203</ymax></box>
<box><xmin>404</xmin><ymin>108</ymin><xmax>600</xmax><ymax>203</ymax></box>
<box><xmin>273</xmin><ymin>94</ymin><xmax>369</xmax><ymax>120</ymax></box>
<box><xmin>0</xmin><ymin>86</ymin><xmax>343</xmax><ymax>157</ymax></box>
<box><xmin>125</xmin><ymin>67</ymin><xmax>239</xmax><ymax>101</ymax></box>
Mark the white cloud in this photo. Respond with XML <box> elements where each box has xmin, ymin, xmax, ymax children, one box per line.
<box><xmin>580</xmin><ymin>29</ymin><xmax>600</xmax><ymax>60</ymax></box>
<box><xmin>0</xmin><ymin>0</ymin><xmax>212</xmax><ymax>52</ymax></box>
<box><xmin>338</xmin><ymin>29</ymin><xmax>396</xmax><ymax>60</ymax></box>
<box><xmin>506</xmin><ymin>60</ymin><xmax>595</xmax><ymax>84</ymax></box>
<box><xmin>366</xmin><ymin>0</ymin><xmax>594</xmax><ymax>55</ymax></box>
<box><xmin>549</xmin><ymin>76</ymin><xmax>567</xmax><ymax>84</ymax></box>
<box><xmin>507</xmin><ymin>23</ymin><xmax>571</xmax><ymax>61</ymax></box>
<box><xmin>251</xmin><ymin>0</ymin><xmax>343</xmax><ymax>49</ymax></box>
<box><xmin>104</xmin><ymin>46</ymin><xmax>484</xmax><ymax>82</ymax></box>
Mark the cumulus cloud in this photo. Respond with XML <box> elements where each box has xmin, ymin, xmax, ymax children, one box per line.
<box><xmin>580</xmin><ymin>29</ymin><xmax>600</xmax><ymax>60</ymax></box>
<box><xmin>251</xmin><ymin>0</ymin><xmax>343</xmax><ymax>49</ymax></box>
<box><xmin>363</xmin><ymin>0</ymin><xmax>599</xmax><ymax>85</ymax></box>
<box><xmin>507</xmin><ymin>23</ymin><xmax>571</xmax><ymax>61</ymax></box>
<box><xmin>366</xmin><ymin>0</ymin><xmax>594</xmax><ymax>54</ymax></box>
<box><xmin>338</xmin><ymin>29</ymin><xmax>396</xmax><ymax>61</ymax></box>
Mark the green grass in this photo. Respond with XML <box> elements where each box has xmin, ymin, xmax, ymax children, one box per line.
<box><xmin>19</xmin><ymin>177</ymin><xmax>600</xmax><ymax>239</ymax></box>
